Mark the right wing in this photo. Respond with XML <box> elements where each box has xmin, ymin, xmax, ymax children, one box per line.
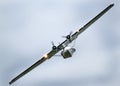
<box><xmin>71</xmin><ymin>3</ymin><xmax>114</xmax><ymax>40</ymax></box>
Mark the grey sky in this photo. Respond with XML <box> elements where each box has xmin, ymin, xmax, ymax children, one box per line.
<box><xmin>0</xmin><ymin>0</ymin><xmax>120</xmax><ymax>86</ymax></box>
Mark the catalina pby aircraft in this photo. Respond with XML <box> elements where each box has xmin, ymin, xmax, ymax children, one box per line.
<box><xmin>9</xmin><ymin>3</ymin><xmax>114</xmax><ymax>85</ymax></box>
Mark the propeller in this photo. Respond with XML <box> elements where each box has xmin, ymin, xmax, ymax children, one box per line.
<box><xmin>62</xmin><ymin>31</ymin><xmax>72</xmax><ymax>39</ymax></box>
<box><xmin>51</xmin><ymin>41</ymin><xmax>57</xmax><ymax>50</ymax></box>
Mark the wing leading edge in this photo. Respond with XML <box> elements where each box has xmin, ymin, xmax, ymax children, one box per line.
<box><xmin>9</xmin><ymin>3</ymin><xmax>114</xmax><ymax>85</ymax></box>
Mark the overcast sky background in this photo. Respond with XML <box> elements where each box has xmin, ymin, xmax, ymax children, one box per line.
<box><xmin>0</xmin><ymin>0</ymin><xmax>120</xmax><ymax>86</ymax></box>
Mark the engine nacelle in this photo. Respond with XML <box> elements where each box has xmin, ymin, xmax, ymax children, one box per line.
<box><xmin>61</xmin><ymin>47</ymin><xmax>76</xmax><ymax>59</ymax></box>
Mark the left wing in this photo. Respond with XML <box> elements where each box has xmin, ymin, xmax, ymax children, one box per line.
<box><xmin>9</xmin><ymin>49</ymin><xmax>61</xmax><ymax>84</ymax></box>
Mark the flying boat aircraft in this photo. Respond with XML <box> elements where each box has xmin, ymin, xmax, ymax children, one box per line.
<box><xmin>9</xmin><ymin>3</ymin><xmax>114</xmax><ymax>85</ymax></box>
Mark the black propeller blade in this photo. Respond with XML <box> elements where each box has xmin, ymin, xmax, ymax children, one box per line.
<box><xmin>51</xmin><ymin>41</ymin><xmax>57</xmax><ymax>50</ymax></box>
<box><xmin>62</xmin><ymin>31</ymin><xmax>72</xmax><ymax>39</ymax></box>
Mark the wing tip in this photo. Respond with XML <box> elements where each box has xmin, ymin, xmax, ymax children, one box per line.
<box><xmin>9</xmin><ymin>81</ymin><xmax>12</xmax><ymax>85</ymax></box>
<box><xmin>9</xmin><ymin>79</ymin><xmax>15</xmax><ymax>85</ymax></box>
<box><xmin>110</xmin><ymin>3</ymin><xmax>114</xmax><ymax>7</ymax></box>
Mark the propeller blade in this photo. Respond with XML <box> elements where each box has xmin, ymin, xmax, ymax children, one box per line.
<box><xmin>51</xmin><ymin>41</ymin><xmax>57</xmax><ymax>50</ymax></box>
<box><xmin>69</xmin><ymin>31</ymin><xmax>72</xmax><ymax>36</ymax></box>
<box><xmin>51</xmin><ymin>41</ymin><xmax>55</xmax><ymax>46</ymax></box>
<box><xmin>62</xmin><ymin>36</ymin><xmax>66</xmax><ymax>38</ymax></box>
<box><xmin>62</xmin><ymin>31</ymin><xmax>72</xmax><ymax>38</ymax></box>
